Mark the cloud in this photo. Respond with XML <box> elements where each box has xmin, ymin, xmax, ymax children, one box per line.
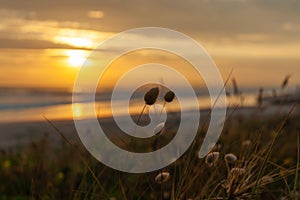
<box><xmin>235</xmin><ymin>33</ymin><xmax>270</xmax><ymax>42</ymax></box>
<box><xmin>0</xmin><ymin>10</ymin><xmax>113</xmax><ymax>49</ymax></box>
<box><xmin>282</xmin><ymin>22</ymin><xmax>300</xmax><ymax>32</ymax></box>
<box><xmin>0</xmin><ymin>0</ymin><xmax>299</xmax><ymax>48</ymax></box>
<box><xmin>0</xmin><ymin>38</ymin><xmax>84</xmax><ymax>49</ymax></box>
<box><xmin>87</xmin><ymin>10</ymin><xmax>104</xmax><ymax>19</ymax></box>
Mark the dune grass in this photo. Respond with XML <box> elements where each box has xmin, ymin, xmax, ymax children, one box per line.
<box><xmin>0</xmin><ymin>109</ymin><xmax>299</xmax><ymax>199</ymax></box>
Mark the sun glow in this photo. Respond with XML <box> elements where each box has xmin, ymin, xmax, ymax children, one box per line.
<box><xmin>73</xmin><ymin>103</ymin><xmax>83</xmax><ymax>118</ymax></box>
<box><xmin>67</xmin><ymin>50</ymin><xmax>87</xmax><ymax>67</ymax></box>
<box><xmin>56</xmin><ymin>36</ymin><xmax>94</xmax><ymax>49</ymax></box>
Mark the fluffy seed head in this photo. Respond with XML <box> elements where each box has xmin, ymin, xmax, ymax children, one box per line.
<box><xmin>153</xmin><ymin>122</ymin><xmax>165</xmax><ymax>135</ymax></box>
<box><xmin>155</xmin><ymin>172</ymin><xmax>170</xmax><ymax>184</ymax></box>
<box><xmin>230</xmin><ymin>168</ymin><xmax>246</xmax><ymax>175</ymax></box>
<box><xmin>205</xmin><ymin>152</ymin><xmax>219</xmax><ymax>166</ymax></box>
<box><xmin>164</xmin><ymin>91</ymin><xmax>175</xmax><ymax>103</ymax></box>
<box><xmin>144</xmin><ymin>87</ymin><xmax>159</xmax><ymax>105</ymax></box>
<box><xmin>225</xmin><ymin>153</ymin><xmax>238</xmax><ymax>164</ymax></box>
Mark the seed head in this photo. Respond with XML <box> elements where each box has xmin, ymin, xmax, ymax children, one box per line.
<box><xmin>155</xmin><ymin>172</ymin><xmax>170</xmax><ymax>184</ymax></box>
<box><xmin>144</xmin><ymin>87</ymin><xmax>159</xmax><ymax>105</ymax></box>
<box><xmin>164</xmin><ymin>91</ymin><xmax>175</xmax><ymax>103</ymax></box>
<box><xmin>153</xmin><ymin>122</ymin><xmax>165</xmax><ymax>135</ymax></box>
<box><xmin>205</xmin><ymin>152</ymin><xmax>219</xmax><ymax>166</ymax></box>
<box><xmin>230</xmin><ymin>167</ymin><xmax>246</xmax><ymax>175</ymax></box>
<box><xmin>225</xmin><ymin>153</ymin><xmax>237</xmax><ymax>164</ymax></box>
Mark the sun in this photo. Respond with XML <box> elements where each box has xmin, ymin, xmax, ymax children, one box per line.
<box><xmin>67</xmin><ymin>50</ymin><xmax>87</xmax><ymax>67</ymax></box>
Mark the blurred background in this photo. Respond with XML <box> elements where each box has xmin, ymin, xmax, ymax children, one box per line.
<box><xmin>0</xmin><ymin>1</ymin><xmax>300</xmax><ymax>198</ymax></box>
<box><xmin>0</xmin><ymin>0</ymin><xmax>299</xmax><ymax>122</ymax></box>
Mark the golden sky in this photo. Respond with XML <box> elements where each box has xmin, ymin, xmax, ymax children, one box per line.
<box><xmin>0</xmin><ymin>0</ymin><xmax>299</xmax><ymax>89</ymax></box>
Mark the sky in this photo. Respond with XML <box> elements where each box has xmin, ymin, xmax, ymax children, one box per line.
<box><xmin>0</xmin><ymin>0</ymin><xmax>300</xmax><ymax>89</ymax></box>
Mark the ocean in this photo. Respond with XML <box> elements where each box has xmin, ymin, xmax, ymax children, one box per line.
<box><xmin>0</xmin><ymin>87</ymin><xmax>261</xmax><ymax>123</ymax></box>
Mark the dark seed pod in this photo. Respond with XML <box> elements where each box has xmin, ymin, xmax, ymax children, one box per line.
<box><xmin>144</xmin><ymin>87</ymin><xmax>159</xmax><ymax>105</ymax></box>
<box><xmin>164</xmin><ymin>91</ymin><xmax>175</xmax><ymax>103</ymax></box>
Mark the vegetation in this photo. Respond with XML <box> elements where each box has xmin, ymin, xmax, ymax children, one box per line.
<box><xmin>0</xmin><ymin>108</ymin><xmax>299</xmax><ymax>199</ymax></box>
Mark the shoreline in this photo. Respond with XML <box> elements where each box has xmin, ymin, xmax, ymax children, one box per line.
<box><xmin>0</xmin><ymin>105</ymin><xmax>298</xmax><ymax>149</ymax></box>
